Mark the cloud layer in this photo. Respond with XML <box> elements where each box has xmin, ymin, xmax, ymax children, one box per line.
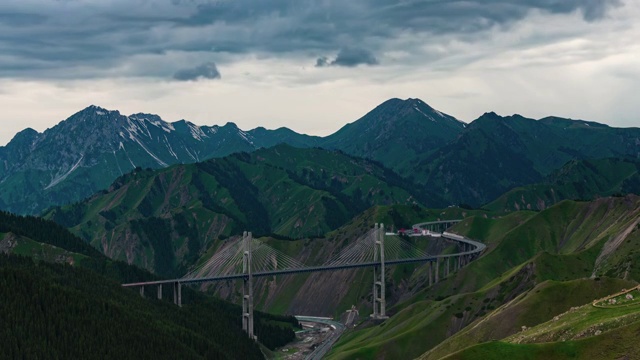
<box><xmin>0</xmin><ymin>0</ymin><xmax>624</xmax><ymax>79</ymax></box>
<box><xmin>0</xmin><ymin>0</ymin><xmax>637</xmax><ymax>147</ymax></box>
<box><xmin>316</xmin><ymin>48</ymin><xmax>378</xmax><ymax>67</ymax></box>
<box><xmin>173</xmin><ymin>62</ymin><xmax>221</xmax><ymax>81</ymax></box>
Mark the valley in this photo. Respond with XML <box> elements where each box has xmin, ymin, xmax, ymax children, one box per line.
<box><xmin>0</xmin><ymin>97</ymin><xmax>638</xmax><ymax>359</ymax></box>
<box><xmin>3</xmin><ymin>0</ymin><xmax>639</xmax><ymax>358</ymax></box>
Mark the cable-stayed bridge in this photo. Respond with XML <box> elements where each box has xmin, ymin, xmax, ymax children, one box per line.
<box><xmin>123</xmin><ymin>220</ymin><xmax>485</xmax><ymax>340</ymax></box>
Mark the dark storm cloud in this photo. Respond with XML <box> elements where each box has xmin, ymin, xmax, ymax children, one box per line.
<box><xmin>0</xmin><ymin>12</ymin><xmax>47</xmax><ymax>26</ymax></box>
<box><xmin>173</xmin><ymin>62</ymin><xmax>221</xmax><ymax>81</ymax></box>
<box><xmin>315</xmin><ymin>57</ymin><xmax>330</xmax><ymax>67</ymax></box>
<box><xmin>316</xmin><ymin>48</ymin><xmax>378</xmax><ymax>67</ymax></box>
<box><xmin>0</xmin><ymin>0</ymin><xmax>624</xmax><ymax>79</ymax></box>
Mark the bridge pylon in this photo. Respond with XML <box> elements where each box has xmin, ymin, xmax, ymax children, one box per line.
<box><xmin>242</xmin><ymin>231</ymin><xmax>257</xmax><ymax>341</ymax></box>
<box><xmin>371</xmin><ymin>223</ymin><xmax>389</xmax><ymax>320</ymax></box>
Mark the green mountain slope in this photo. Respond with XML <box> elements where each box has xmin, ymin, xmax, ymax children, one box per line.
<box><xmin>2</xmin><ymin>99</ymin><xmax>639</xmax><ymax>215</ymax></box>
<box><xmin>216</xmin><ymin>204</ymin><xmax>484</xmax><ymax>318</ymax></box>
<box><xmin>328</xmin><ymin>196</ymin><xmax>640</xmax><ymax>360</ymax></box>
<box><xmin>413</xmin><ymin>112</ymin><xmax>640</xmax><ymax>207</ymax></box>
<box><xmin>486</xmin><ymin>157</ymin><xmax>640</xmax><ymax>212</ymax></box>
<box><xmin>420</xmin><ymin>278</ymin><xmax>635</xmax><ymax>360</ymax></box>
<box><xmin>321</xmin><ymin>98</ymin><xmax>465</xmax><ymax>174</ymax></box>
<box><xmin>442</xmin><ymin>287</ymin><xmax>640</xmax><ymax>360</ymax></box>
<box><xmin>0</xmin><ymin>106</ymin><xmax>319</xmax><ymax>215</ymax></box>
<box><xmin>46</xmin><ymin>145</ymin><xmax>429</xmax><ymax>277</ymax></box>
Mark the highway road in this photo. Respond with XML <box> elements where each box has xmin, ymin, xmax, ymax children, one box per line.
<box><xmin>295</xmin><ymin>316</ymin><xmax>346</xmax><ymax>360</ymax></box>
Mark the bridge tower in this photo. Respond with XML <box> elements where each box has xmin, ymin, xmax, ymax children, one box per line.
<box><xmin>242</xmin><ymin>231</ymin><xmax>257</xmax><ymax>340</ymax></box>
<box><xmin>371</xmin><ymin>223</ymin><xmax>389</xmax><ymax>320</ymax></box>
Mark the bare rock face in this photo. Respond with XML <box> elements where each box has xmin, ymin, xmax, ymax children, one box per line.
<box><xmin>0</xmin><ymin>233</ymin><xmax>18</xmax><ymax>253</ymax></box>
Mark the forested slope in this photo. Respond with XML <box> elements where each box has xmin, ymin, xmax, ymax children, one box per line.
<box><xmin>0</xmin><ymin>255</ymin><xmax>264</xmax><ymax>359</ymax></box>
<box><xmin>0</xmin><ymin>212</ymin><xmax>299</xmax><ymax>358</ymax></box>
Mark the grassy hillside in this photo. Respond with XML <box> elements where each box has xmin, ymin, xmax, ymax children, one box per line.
<box><xmin>328</xmin><ymin>196</ymin><xmax>640</xmax><ymax>359</ymax></box>
<box><xmin>46</xmin><ymin>145</ymin><xmax>428</xmax><ymax>277</ymax></box>
<box><xmin>486</xmin><ymin>158</ymin><xmax>640</xmax><ymax>212</ymax></box>
<box><xmin>442</xmin><ymin>287</ymin><xmax>640</xmax><ymax>359</ymax></box>
<box><xmin>421</xmin><ymin>278</ymin><xmax>635</xmax><ymax>360</ymax></box>
<box><xmin>205</xmin><ymin>204</ymin><xmax>476</xmax><ymax>318</ymax></box>
<box><xmin>411</xmin><ymin>112</ymin><xmax>640</xmax><ymax>207</ymax></box>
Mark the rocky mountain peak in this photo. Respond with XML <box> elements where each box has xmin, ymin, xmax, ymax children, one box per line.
<box><xmin>9</xmin><ymin>127</ymin><xmax>39</xmax><ymax>144</ymax></box>
<box><xmin>370</xmin><ymin>98</ymin><xmax>461</xmax><ymax>127</ymax></box>
<box><xmin>221</xmin><ymin>122</ymin><xmax>239</xmax><ymax>129</ymax></box>
<box><xmin>58</xmin><ymin>105</ymin><xmax>125</xmax><ymax>133</ymax></box>
<box><xmin>80</xmin><ymin>105</ymin><xmax>120</xmax><ymax>117</ymax></box>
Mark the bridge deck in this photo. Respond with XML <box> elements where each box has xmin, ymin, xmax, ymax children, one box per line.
<box><xmin>122</xmin><ymin>225</ymin><xmax>485</xmax><ymax>288</ymax></box>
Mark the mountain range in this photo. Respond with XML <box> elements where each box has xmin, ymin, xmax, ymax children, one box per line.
<box><xmin>44</xmin><ymin>145</ymin><xmax>425</xmax><ymax>277</ymax></box>
<box><xmin>0</xmin><ymin>106</ymin><xmax>319</xmax><ymax>214</ymax></box>
<box><xmin>1</xmin><ymin>98</ymin><xmax>638</xmax><ymax>215</ymax></box>
<box><xmin>2</xmin><ymin>97</ymin><xmax>640</xmax><ymax>359</ymax></box>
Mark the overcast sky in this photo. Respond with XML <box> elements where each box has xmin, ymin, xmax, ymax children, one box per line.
<box><xmin>0</xmin><ymin>0</ymin><xmax>638</xmax><ymax>145</ymax></box>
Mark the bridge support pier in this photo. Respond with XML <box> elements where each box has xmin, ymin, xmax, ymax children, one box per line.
<box><xmin>157</xmin><ymin>284</ymin><xmax>162</xmax><ymax>300</ymax></box>
<box><xmin>371</xmin><ymin>223</ymin><xmax>388</xmax><ymax>320</ymax></box>
<box><xmin>446</xmin><ymin>257</ymin><xmax>450</xmax><ymax>277</ymax></box>
<box><xmin>140</xmin><ymin>286</ymin><xmax>144</xmax><ymax>297</ymax></box>
<box><xmin>242</xmin><ymin>232</ymin><xmax>257</xmax><ymax>340</ymax></box>
<box><xmin>429</xmin><ymin>261</ymin><xmax>433</xmax><ymax>287</ymax></box>
<box><xmin>173</xmin><ymin>282</ymin><xmax>182</xmax><ymax>307</ymax></box>
<box><xmin>435</xmin><ymin>258</ymin><xmax>440</xmax><ymax>284</ymax></box>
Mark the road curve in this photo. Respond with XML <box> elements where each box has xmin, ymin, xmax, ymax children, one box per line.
<box><xmin>412</xmin><ymin>220</ymin><xmax>487</xmax><ymax>257</ymax></box>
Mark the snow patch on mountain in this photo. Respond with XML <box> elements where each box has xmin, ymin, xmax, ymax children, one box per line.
<box><xmin>128</xmin><ymin>133</ymin><xmax>168</xmax><ymax>167</ymax></box>
<box><xmin>184</xmin><ymin>146</ymin><xmax>199</xmax><ymax>162</ymax></box>
<box><xmin>45</xmin><ymin>155</ymin><xmax>84</xmax><ymax>190</ymax></box>
<box><xmin>131</xmin><ymin>114</ymin><xmax>175</xmax><ymax>134</ymax></box>
<box><xmin>163</xmin><ymin>135</ymin><xmax>178</xmax><ymax>160</ymax></box>
<box><xmin>238</xmin><ymin>129</ymin><xmax>253</xmax><ymax>145</ymax></box>
<box><xmin>133</xmin><ymin>118</ymin><xmax>152</xmax><ymax>138</ymax></box>
<box><xmin>154</xmin><ymin>120</ymin><xmax>174</xmax><ymax>133</ymax></box>
<box><xmin>187</xmin><ymin>122</ymin><xmax>208</xmax><ymax>141</ymax></box>
<box><xmin>414</xmin><ymin>105</ymin><xmax>435</xmax><ymax>122</ymax></box>
<box><xmin>433</xmin><ymin>109</ymin><xmax>447</xmax><ymax>118</ymax></box>
<box><xmin>126</xmin><ymin>118</ymin><xmax>142</xmax><ymax>137</ymax></box>
<box><xmin>112</xmin><ymin>151</ymin><xmax>124</xmax><ymax>175</ymax></box>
